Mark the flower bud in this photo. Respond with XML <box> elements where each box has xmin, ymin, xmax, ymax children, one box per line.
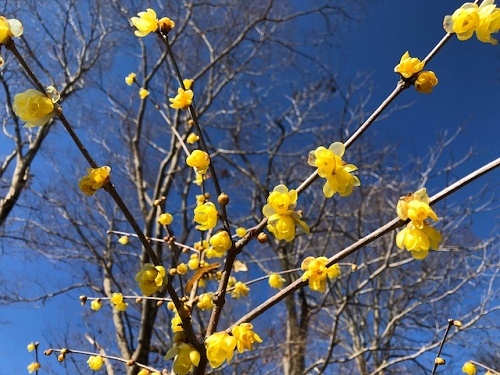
<box><xmin>218</xmin><ymin>193</ymin><xmax>229</xmax><ymax>205</ymax></box>
<box><xmin>257</xmin><ymin>232</ymin><xmax>268</xmax><ymax>243</ymax></box>
<box><xmin>79</xmin><ymin>295</ymin><xmax>88</xmax><ymax>305</ymax></box>
<box><xmin>435</xmin><ymin>357</ymin><xmax>446</xmax><ymax>365</ymax></box>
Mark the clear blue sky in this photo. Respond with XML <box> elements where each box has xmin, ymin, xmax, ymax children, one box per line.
<box><xmin>2</xmin><ymin>1</ymin><xmax>499</xmax><ymax>373</ymax></box>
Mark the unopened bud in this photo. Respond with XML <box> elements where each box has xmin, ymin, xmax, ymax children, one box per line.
<box><xmin>126</xmin><ymin>359</ymin><xmax>135</xmax><ymax>366</ymax></box>
<box><xmin>218</xmin><ymin>193</ymin><xmax>229</xmax><ymax>205</ymax></box>
<box><xmin>453</xmin><ymin>320</ymin><xmax>462</xmax><ymax>327</ymax></box>
<box><xmin>79</xmin><ymin>295</ymin><xmax>88</xmax><ymax>305</ymax></box>
<box><xmin>136</xmin><ymin>297</ymin><xmax>143</xmax><ymax>304</ymax></box>
<box><xmin>178</xmin><ymin>304</ymin><xmax>191</xmax><ymax>319</ymax></box>
<box><xmin>169</xmin><ymin>268</ymin><xmax>177</xmax><ymax>276</ymax></box>
<box><xmin>435</xmin><ymin>357</ymin><xmax>446</xmax><ymax>365</ymax></box>
<box><xmin>351</xmin><ymin>264</ymin><xmax>358</xmax><ymax>271</ymax></box>
<box><xmin>204</xmin><ymin>192</ymin><xmax>211</xmax><ymax>199</ymax></box>
<box><xmin>44</xmin><ymin>349</ymin><xmax>54</xmax><ymax>356</ymax></box>
<box><xmin>257</xmin><ymin>232</ymin><xmax>268</xmax><ymax>243</ymax></box>
<box><xmin>58</xmin><ymin>354</ymin><xmax>65</xmax><ymax>362</ymax></box>
<box><xmin>157</xmin><ymin>300</ymin><xmax>164</xmax><ymax>307</ymax></box>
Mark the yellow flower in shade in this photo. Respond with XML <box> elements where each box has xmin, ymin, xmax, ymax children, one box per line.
<box><xmin>308</xmin><ymin>142</ymin><xmax>360</xmax><ymax>198</ymax></box>
<box><xmin>462</xmin><ymin>362</ymin><xmax>477</xmax><ymax>375</ymax></box>
<box><xmin>209</xmin><ymin>231</ymin><xmax>232</xmax><ymax>257</ymax></box>
<box><xmin>139</xmin><ymin>87</ymin><xmax>149</xmax><ymax>99</ymax></box>
<box><xmin>131</xmin><ymin>9</ymin><xmax>160</xmax><ymax>37</ymax></box>
<box><xmin>135</xmin><ymin>264</ymin><xmax>167</xmax><ymax>296</ymax></box>
<box><xmin>91</xmin><ymin>299</ymin><xmax>102</xmax><ymax>311</ymax></box>
<box><xmin>118</xmin><ymin>236</ymin><xmax>129</xmax><ymax>245</ymax></box>
<box><xmin>165</xmin><ymin>342</ymin><xmax>200</xmax><ymax>375</ymax></box>
<box><xmin>205</xmin><ymin>331</ymin><xmax>237</xmax><ymax>368</ymax></box>
<box><xmin>27</xmin><ymin>362</ymin><xmax>41</xmax><ymax>373</ymax></box>
<box><xmin>0</xmin><ymin>16</ymin><xmax>23</xmax><ymax>44</ymax></box>
<box><xmin>394</xmin><ymin>51</ymin><xmax>425</xmax><ymax>78</ymax></box>
<box><xmin>397</xmin><ymin>188</ymin><xmax>439</xmax><ymax>229</ymax></box>
<box><xmin>27</xmin><ymin>342</ymin><xmax>36</xmax><ymax>352</ymax></box>
<box><xmin>169</xmin><ymin>87</ymin><xmax>194</xmax><ymax>110</ymax></box>
<box><xmin>301</xmin><ymin>257</ymin><xmax>341</xmax><ymax>293</ymax></box>
<box><xmin>197</xmin><ymin>292</ymin><xmax>214</xmax><ymax>310</ymax></box>
<box><xmin>183</xmin><ymin>79</ymin><xmax>194</xmax><ymax>90</ymax></box>
<box><xmin>188</xmin><ymin>254</ymin><xmax>200</xmax><ymax>270</ymax></box>
<box><xmin>186</xmin><ymin>133</ymin><xmax>199</xmax><ymax>144</ymax></box>
<box><xmin>87</xmin><ymin>355</ymin><xmax>104</xmax><ymax>371</ymax></box>
<box><xmin>111</xmin><ymin>292</ymin><xmax>128</xmax><ymax>311</ymax></box>
<box><xmin>396</xmin><ymin>222</ymin><xmax>442</xmax><ymax>259</ymax></box>
<box><xmin>236</xmin><ymin>227</ymin><xmax>247</xmax><ymax>237</ymax></box>
<box><xmin>268</xmin><ymin>272</ymin><xmax>285</xmax><ymax>289</ymax></box>
<box><xmin>158</xmin><ymin>212</ymin><xmax>173</xmax><ymax>226</ymax></box>
<box><xmin>12</xmin><ymin>89</ymin><xmax>56</xmax><ymax>128</ymax></box>
<box><xmin>186</xmin><ymin>150</ymin><xmax>210</xmax><ymax>175</ymax></box>
<box><xmin>194</xmin><ymin>202</ymin><xmax>218</xmax><ymax>231</ymax></box>
<box><xmin>231</xmin><ymin>281</ymin><xmax>250</xmax><ymax>299</ymax></box>
<box><xmin>262</xmin><ymin>184</ymin><xmax>310</xmax><ymax>242</ymax></box>
<box><xmin>415</xmin><ymin>71</ymin><xmax>438</xmax><ymax>94</ymax></box>
<box><xmin>171</xmin><ymin>312</ymin><xmax>183</xmax><ymax>332</ymax></box>
<box><xmin>231</xmin><ymin>323</ymin><xmax>263</xmax><ymax>353</ymax></box>
<box><xmin>78</xmin><ymin>166</ymin><xmax>111</xmax><ymax>197</ymax></box>
<box><xmin>444</xmin><ymin>3</ymin><xmax>480</xmax><ymax>41</ymax></box>
<box><xmin>125</xmin><ymin>72</ymin><xmax>136</xmax><ymax>85</ymax></box>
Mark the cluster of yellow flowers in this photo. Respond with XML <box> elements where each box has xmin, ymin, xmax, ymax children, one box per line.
<box><xmin>301</xmin><ymin>256</ymin><xmax>341</xmax><ymax>293</ymax></box>
<box><xmin>78</xmin><ymin>166</ymin><xmax>111</xmax><ymax>196</ymax></box>
<box><xmin>396</xmin><ymin>188</ymin><xmax>442</xmax><ymax>259</ymax></box>
<box><xmin>131</xmin><ymin>8</ymin><xmax>175</xmax><ymax>37</ymax></box>
<box><xmin>308</xmin><ymin>142</ymin><xmax>361</xmax><ymax>197</ymax></box>
<box><xmin>444</xmin><ymin>0</ymin><xmax>500</xmax><ymax>44</ymax></box>
<box><xmin>394</xmin><ymin>52</ymin><xmax>438</xmax><ymax>94</ymax></box>
<box><xmin>135</xmin><ymin>264</ymin><xmax>167</xmax><ymax>296</ymax></box>
<box><xmin>262</xmin><ymin>184</ymin><xmax>310</xmax><ymax>242</ymax></box>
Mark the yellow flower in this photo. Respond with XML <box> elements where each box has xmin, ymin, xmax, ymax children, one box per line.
<box><xmin>12</xmin><ymin>89</ymin><xmax>56</xmax><ymax>128</ymax></box>
<box><xmin>477</xmin><ymin>0</ymin><xmax>500</xmax><ymax>44</ymax></box>
<box><xmin>236</xmin><ymin>227</ymin><xmax>247</xmax><ymax>237</ymax></box>
<box><xmin>193</xmin><ymin>172</ymin><xmax>204</xmax><ymax>186</ymax></box>
<box><xmin>194</xmin><ymin>202</ymin><xmax>218</xmax><ymax>231</ymax></box>
<box><xmin>396</xmin><ymin>222</ymin><xmax>442</xmax><ymax>259</ymax></box>
<box><xmin>268</xmin><ymin>272</ymin><xmax>285</xmax><ymax>289</ymax></box>
<box><xmin>171</xmin><ymin>312</ymin><xmax>183</xmax><ymax>333</ymax></box>
<box><xmin>397</xmin><ymin>188</ymin><xmax>438</xmax><ymax>229</ymax></box>
<box><xmin>87</xmin><ymin>355</ymin><xmax>104</xmax><ymax>371</ymax></box>
<box><xmin>188</xmin><ymin>254</ymin><xmax>200</xmax><ymax>270</ymax></box>
<box><xmin>139</xmin><ymin>87</ymin><xmax>149</xmax><ymax>99</ymax></box>
<box><xmin>197</xmin><ymin>292</ymin><xmax>214</xmax><ymax>310</ymax></box>
<box><xmin>205</xmin><ymin>331</ymin><xmax>237</xmax><ymax>368</ymax></box>
<box><xmin>444</xmin><ymin>3</ymin><xmax>480</xmax><ymax>41</ymax></box>
<box><xmin>137</xmin><ymin>370</ymin><xmax>150</xmax><ymax>375</ymax></box>
<box><xmin>27</xmin><ymin>342</ymin><xmax>36</xmax><ymax>352</ymax></box>
<box><xmin>301</xmin><ymin>257</ymin><xmax>341</xmax><ymax>293</ymax></box>
<box><xmin>415</xmin><ymin>71</ymin><xmax>438</xmax><ymax>94</ymax></box>
<box><xmin>78</xmin><ymin>166</ymin><xmax>111</xmax><ymax>197</ymax></box>
<box><xmin>27</xmin><ymin>362</ymin><xmax>41</xmax><ymax>373</ymax></box>
<box><xmin>169</xmin><ymin>87</ymin><xmax>194</xmax><ymax>110</ymax></box>
<box><xmin>165</xmin><ymin>342</ymin><xmax>200</xmax><ymax>375</ymax></box>
<box><xmin>308</xmin><ymin>142</ymin><xmax>360</xmax><ymax>198</ymax></box>
<box><xmin>231</xmin><ymin>323</ymin><xmax>263</xmax><ymax>353</ymax></box>
<box><xmin>262</xmin><ymin>185</ymin><xmax>310</xmax><ymax>242</ymax></box>
<box><xmin>118</xmin><ymin>236</ymin><xmax>129</xmax><ymax>245</ymax></box>
<box><xmin>462</xmin><ymin>361</ymin><xmax>477</xmax><ymax>375</ymax></box>
<box><xmin>131</xmin><ymin>8</ymin><xmax>160</xmax><ymax>37</ymax></box>
<box><xmin>91</xmin><ymin>299</ymin><xmax>102</xmax><ymax>311</ymax></box>
<box><xmin>231</xmin><ymin>281</ymin><xmax>250</xmax><ymax>299</ymax></box>
<box><xmin>394</xmin><ymin>51</ymin><xmax>425</xmax><ymax>79</ymax></box>
<box><xmin>158</xmin><ymin>212</ymin><xmax>173</xmax><ymax>226</ymax></box>
<box><xmin>111</xmin><ymin>292</ymin><xmax>128</xmax><ymax>311</ymax></box>
<box><xmin>209</xmin><ymin>231</ymin><xmax>232</xmax><ymax>257</ymax></box>
<box><xmin>186</xmin><ymin>133</ymin><xmax>199</xmax><ymax>144</ymax></box>
<box><xmin>125</xmin><ymin>72</ymin><xmax>136</xmax><ymax>85</ymax></box>
<box><xmin>135</xmin><ymin>264</ymin><xmax>167</xmax><ymax>296</ymax></box>
<box><xmin>186</xmin><ymin>150</ymin><xmax>210</xmax><ymax>174</ymax></box>
<box><xmin>0</xmin><ymin>16</ymin><xmax>23</xmax><ymax>44</ymax></box>
<box><xmin>177</xmin><ymin>263</ymin><xmax>188</xmax><ymax>275</ymax></box>
<box><xmin>183</xmin><ymin>79</ymin><xmax>194</xmax><ymax>90</ymax></box>
<box><xmin>158</xmin><ymin>17</ymin><xmax>175</xmax><ymax>34</ymax></box>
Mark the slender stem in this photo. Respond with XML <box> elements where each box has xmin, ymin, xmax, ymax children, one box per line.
<box><xmin>4</xmin><ymin>40</ymin><xmax>46</xmax><ymax>92</ymax></box>
<box><xmin>430</xmin><ymin>319</ymin><xmax>454</xmax><ymax>375</ymax></box>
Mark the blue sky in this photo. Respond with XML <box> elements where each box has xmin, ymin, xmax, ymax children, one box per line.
<box><xmin>2</xmin><ymin>1</ymin><xmax>499</xmax><ymax>373</ymax></box>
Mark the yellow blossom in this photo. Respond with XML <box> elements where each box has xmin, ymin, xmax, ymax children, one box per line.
<box><xmin>236</xmin><ymin>227</ymin><xmax>247</xmax><ymax>237</ymax></box>
<box><xmin>396</xmin><ymin>222</ymin><xmax>442</xmax><ymax>259</ymax></box>
<box><xmin>231</xmin><ymin>323</ymin><xmax>263</xmax><ymax>353</ymax></box>
<box><xmin>91</xmin><ymin>299</ymin><xmax>102</xmax><ymax>311</ymax></box>
<box><xmin>193</xmin><ymin>172</ymin><xmax>204</xmax><ymax>186</ymax></box>
<box><xmin>78</xmin><ymin>166</ymin><xmax>111</xmax><ymax>197</ymax></box>
<box><xmin>171</xmin><ymin>312</ymin><xmax>183</xmax><ymax>332</ymax></box>
<box><xmin>186</xmin><ymin>133</ymin><xmax>199</xmax><ymax>144</ymax></box>
<box><xmin>135</xmin><ymin>264</ymin><xmax>167</xmax><ymax>296</ymax></box>
<box><xmin>0</xmin><ymin>16</ymin><xmax>23</xmax><ymax>44</ymax></box>
<box><xmin>186</xmin><ymin>150</ymin><xmax>210</xmax><ymax>175</ymax></box>
<box><xmin>169</xmin><ymin>87</ymin><xmax>194</xmax><ymax>110</ymax></box>
<box><xmin>209</xmin><ymin>231</ymin><xmax>232</xmax><ymax>257</ymax></box>
<box><xmin>262</xmin><ymin>184</ymin><xmax>310</xmax><ymax>242</ymax></box>
<box><xmin>158</xmin><ymin>17</ymin><xmax>175</xmax><ymax>34</ymax></box>
<box><xmin>125</xmin><ymin>72</ymin><xmax>136</xmax><ymax>85</ymax></box>
<box><xmin>308</xmin><ymin>142</ymin><xmax>360</xmax><ymax>198</ymax></box>
<box><xmin>27</xmin><ymin>362</ymin><xmax>41</xmax><ymax>373</ymax></box>
<box><xmin>397</xmin><ymin>188</ymin><xmax>439</xmax><ymax>229</ymax></box>
<box><xmin>444</xmin><ymin>3</ymin><xmax>481</xmax><ymax>41</ymax></box>
<box><xmin>197</xmin><ymin>292</ymin><xmax>214</xmax><ymax>310</ymax></box>
<box><xmin>188</xmin><ymin>254</ymin><xmax>200</xmax><ymax>270</ymax></box>
<box><xmin>131</xmin><ymin>9</ymin><xmax>160</xmax><ymax>37</ymax></box>
<box><xmin>87</xmin><ymin>355</ymin><xmax>104</xmax><ymax>371</ymax></box>
<box><xmin>158</xmin><ymin>212</ymin><xmax>173</xmax><ymax>226</ymax></box>
<box><xmin>118</xmin><ymin>236</ymin><xmax>129</xmax><ymax>245</ymax></box>
<box><xmin>462</xmin><ymin>362</ymin><xmax>477</xmax><ymax>375</ymax></box>
<box><xmin>301</xmin><ymin>257</ymin><xmax>341</xmax><ymax>293</ymax></box>
<box><xmin>165</xmin><ymin>342</ymin><xmax>200</xmax><ymax>375</ymax></box>
<box><xmin>205</xmin><ymin>331</ymin><xmax>237</xmax><ymax>368</ymax></box>
<box><xmin>415</xmin><ymin>71</ymin><xmax>438</xmax><ymax>94</ymax></box>
<box><xmin>394</xmin><ymin>51</ymin><xmax>425</xmax><ymax>78</ymax></box>
<box><xmin>139</xmin><ymin>87</ymin><xmax>149</xmax><ymax>99</ymax></box>
<box><xmin>12</xmin><ymin>89</ymin><xmax>56</xmax><ymax>128</ymax></box>
<box><xmin>194</xmin><ymin>202</ymin><xmax>218</xmax><ymax>231</ymax></box>
<box><xmin>183</xmin><ymin>79</ymin><xmax>194</xmax><ymax>90</ymax></box>
<box><xmin>268</xmin><ymin>272</ymin><xmax>285</xmax><ymax>289</ymax></box>
<box><xmin>231</xmin><ymin>281</ymin><xmax>250</xmax><ymax>299</ymax></box>
<box><xmin>477</xmin><ymin>1</ymin><xmax>500</xmax><ymax>44</ymax></box>
<box><xmin>177</xmin><ymin>263</ymin><xmax>188</xmax><ymax>275</ymax></box>
<box><xmin>137</xmin><ymin>370</ymin><xmax>150</xmax><ymax>375</ymax></box>
<box><xmin>111</xmin><ymin>292</ymin><xmax>128</xmax><ymax>311</ymax></box>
